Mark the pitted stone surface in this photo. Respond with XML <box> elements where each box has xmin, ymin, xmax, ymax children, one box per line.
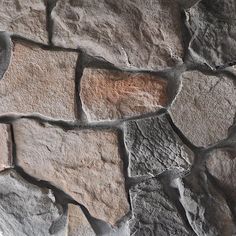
<box><xmin>0</xmin><ymin>170</ymin><xmax>67</xmax><ymax>236</ymax></box>
<box><xmin>0</xmin><ymin>0</ymin><xmax>48</xmax><ymax>44</ymax></box>
<box><xmin>130</xmin><ymin>177</ymin><xmax>190</xmax><ymax>235</ymax></box>
<box><xmin>0</xmin><ymin>124</ymin><xmax>12</xmax><ymax>171</ymax></box>
<box><xmin>185</xmin><ymin>0</ymin><xmax>236</xmax><ymax>68</ymax></box>
<box><xmin>80</xmin><ymin>68</ymin><xmax>168</xmax><ymax>122</ymax></box>
<box><xmin>169</xmin><ymin>70</ymin><xmax>236</xmax><ymax>147</ymax></box>
<box><xmin>124</xmin><ymin>115</ymin><xmax>193</xmax><ymax>178</ymax></box>
<box><xmin>13</xmin><ymin>119</ymin><xmax>129</xmax><ymax>225</ymax></box>
<box><xmin>68</xmin><ymin>204</ymin><xmax>95</xmax><ymax>236</ymax></box>
<box><xmin>1</xmin><ymin>42</ymin><xmax>78</xmax><ymax>120</ymax></box>
<box><xmin>51</xmin><ymin>0</ymin><xmax>184</xmax><ymax>70</ymax></box>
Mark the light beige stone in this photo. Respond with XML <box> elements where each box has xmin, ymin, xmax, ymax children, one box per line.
<box><xmin>1</xmin><ymin>42</ymin><xmax>78</xmax><ymax>120</ymax></box>
<box><xmin>13</xmin><ymin>119</ymin><xmax>129</xmax><ymax>225</ymax></box>
<box><xmin>80</xmin><ymin>69</ymin><xmax>168</xmax><ymax>122</ymax></box>
<box><xmin>68</xmin><ymin>204</ymin><xmax>95</xmax><ymax>236</ymax></box>
<box><xmin>0</xmin><ymin>124</ymin><xmax>12</xmax><ymax>171</ymax></box>
<box><xmin>169</xmin><ymin>70</ymin><xmax>236</xmax><ymax>147</ymax></box>
<box><xmin>0</xmin><ymin>0</ymin><xmax>48</xmax><ymax>44</ymax></box>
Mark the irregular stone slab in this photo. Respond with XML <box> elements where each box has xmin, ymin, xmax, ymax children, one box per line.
<box><xmin>0</xmin><ymin>0</ymin><xmax>48</xmax><ymax>44</ymax></box>
<box><xmin>68</xmin><ymin>204</ymin><xmax>95</xmax><ymax>236</ymax></box>
<box><xmin>169</xmin><ymin>71</ymin><xmax>236</xmax><ymax>147</ymax></box>
<box><xmin>124</xmin><ymin>115</ymin><xmax>193</xmax><ymax>178</ymax></box>
<box><xmin>130</xmin><ymin>177</ymin><xmax>190</xmax><ymax>235</ymax></box>
<box><xmin>51</xmin><ymin>0</ymin><xmax>184</xmax><ymax>70</ymax></box>
<box><xmin>177</xmin><ymin>173</ymin><xmax>236</xmax><ymax>236</ymax></box>
<box><xmin>80</xmin><ymin>68</ymin><xmax>168</xmax><ymax>122</ymax></box>
<box><xmin>0</xmin><ymin>124</ymin><xmax>12</xmax><ymax>171</ymax></box>
<box><xmin>0</xmin><ymin>170</ymin><xmax>67</xmax><ymax>236</ymax></box>
<box><xmin>1</xmin><ymin>42</ymin><xmax>78</xmax><ymax>120</ymax></box>
<box><xmin>13</xmin><ymin>119</ymin><xmax>129</xmax><ymax>225</ymax></box>
<box><xmin>185</xmin><ymin>0</ymin><xmax>236</xmax><ymax>68</ymax></box>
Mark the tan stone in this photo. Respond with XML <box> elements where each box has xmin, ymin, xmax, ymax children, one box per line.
<box><xmin>1</xmin><ymin>42</ymin><xmax>78</xmax><ymax>120</ymax></box>
<box><xmin>13</xmin><ymin>119</ymin><xmax>129</xmax><ymax>225</ymax></box>
<box><xmin>68</xmin><ymin>204</ymin><xmax>95</xmax><ymax>236</ymax></box>
<box><xmin>80</xmin><ymin>69</ymin><xmax>168</xmax><ymax>122</ymax></box>
<box><xmin>0</xmin><ymin>0</ymin><xmax>48</xmax><ymax>44</ymax></box>
<box><xmin>0</xmin><ymin>124</ymin><xmax>12</xmax><ymax>171</ymax></box>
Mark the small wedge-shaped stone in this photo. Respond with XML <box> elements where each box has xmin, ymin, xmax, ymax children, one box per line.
<box><xmin>185</xmin><ymin>0</ymin><xmax>236</xmax><ymax>68</ymax></box>
<box><xmin>169</xmin><ymin>70</ymin><xmax>236</xmax><ymax>147</ymax></box>
<box><xmin>13</xmin><ymin>119</ymin><xmax>129</xmax><ymax>225</ymax></box>
<box><xmin>0</xmin><ymin>170</ymin><xmax>67</xmax><ymax>236</ymax></box>
<box><xmin>0</xmin><ymin>0</ymin><xmax>48</xmax><ymax>44</ymax></box>
<box><xmin>0</xmin><ymin>124</ymin><xmax>12</xmax><ymax>171</ymax></box>
<box><xmin>80</xmin><ymin>68</ymin><xmax>168</xmax><ymax>122</ymax></box>
<box><xmin>1</xmin><ymin>42</ymin><xmax>78</xmax><ymax>120</ymax></box>
<box><xmin>130</xmin><ymin>177</ymin><xmax>190</xmax><ymax>235</ymax></box>
<box><xmin>124</xmin><ymin>114</ymin><xmax>193</xmax><ymax>178</ymax></box>
<box><xmin>51</xmin><ymin>0</ymin><xmax>184</xmax><ymax>70</ymax></box>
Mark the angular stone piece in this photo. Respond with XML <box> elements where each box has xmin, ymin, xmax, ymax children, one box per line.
<box><xmin>130</xmin><ymin>177</ymin><xmax>190</xmax><ymax>235</ymax></box>
<box><xmin>51</xmin><ymin>0</ymin><xmax>184</xmax><ymax>70</ymax></box>
<box><xmin>124</xmin><ymin>115</ymin><xmax>193</xmax><ymax>178</ymax></box>
<box><xmin>0</xmin><ymin>124</ymin><xmax>12</xmax><ymax>171</ymax></box>
<box><xmin>80</xmin><ymin>68</ymin><xmax>168</xmax><ymax>122</ymax></box>
<box><xmin>13</xmin><ymin>119</ymin><xmax>129</xmax><ymax>225</ymax></box>
<box><xmin>169</xmin><ymin>70</ymin><xmax>236</xmax><ymax>147</ymax></box>
<box><xmin>68</xmin><ymin>204</ymin><xmax>95</xmax><ymax>236</ymax></box>
<box><xmin>185</xmin><ymin>0</ymin><xmax>236</xmax><ymax>68</ymax></box>
<box><xmin>0</xmin><ymin>0</ymin><xmax>48</xmax><ymax>44</ymax></box>
<box><xmin>1</xmin><ymin>42</ymin><xmax>78</xmax><ymax>120</ymax></box>
<box><xmin>0</xmin><ymin>170</ymin><xmax>67</xmax><ymax>236</ymax></box>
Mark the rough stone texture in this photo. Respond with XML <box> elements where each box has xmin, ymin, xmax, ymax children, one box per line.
<box><xmin>130</xmin><ymin>177</ymin><xmax>190</xmax><ymax>235</ymax></box>
<box><xmin>185</xmin><ymin>0</ymin><xmax>236</xmax><ymax>68</ymax></box>
<box><xmin>51</xmin><ymin>0</ymin><xmax>184</xmax><ymax>70</ymax></box>
<box><xmin>124</xmin><ymin>115</ymin><xmax>193</xmax><ymax>178</ymax></box>
<box><xmin>0</xmin><ymin>124</ymin><xmax>12</xmax><ymax>171</ymax></box>
<box><xmin>13</xmin><ymin>119</ymin><xmax>129</xmax><ymax>225</ymax></box>
<box><xmin>169</xmin><ymin>70</ymin><xmax>236</xmax><ymax>147</ymax></box>
<box><xmin>0</xmin><ymin>170</ymin><xmax>67</xmax><ymax>236</ymax></box>
<box><xmin>177</xmin><ymin>173</ymin><xmax>236</xmax><ymax>236</ymax></box>
<box><xmin>68</xmin><ymin>204</ymin><xmax>95</xmax><ymax>236</ymax></box>
<box><xmin>80</xmin><ymin>68</ymin><xmax>168</xmax><ymax>122</ymax></box>
<box><xmin>1</xmin><ymin>42</ymin><xmax>78</xmax><ymax>120</ymax></box>
<box><xmin>0</xmin><ymin>0</ymin><xmax>48</xmax><ymax>44</ymax></box>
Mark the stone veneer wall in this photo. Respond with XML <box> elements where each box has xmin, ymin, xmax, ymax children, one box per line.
<box><xmin>0</xmin><ymin>0</ymin><xmax>236</xmax><ymax>235</ymax></box>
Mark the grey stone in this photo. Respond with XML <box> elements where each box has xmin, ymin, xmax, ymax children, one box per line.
<box><xmin>51</xmin><ymin>0</ymin><xmax>184</xmax><ymax>70</ymax></box>
<box><xmin>124</xmin><ymin>114</ymin><xmax>193</xmax><ymax>178</ymax></box>
<box><xmin>130</xmin><ymin>177</ymin><xmax>190</xmax><ymax>235</ymax></box>
<box><xmin>0</xmin><ymin>170</ymin><xmax>67</xmax><ymax>236</ymax></box>
<box><xmin>185</xmin><ymin>0</ymin><xmax>236</xmax><ymax>68</ymax></box>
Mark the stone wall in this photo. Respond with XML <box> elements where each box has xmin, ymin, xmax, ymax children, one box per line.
<box><xmin>0</xmin><ymin>0</ymin><xmax>236</xmax><ymax>235</ymax></box>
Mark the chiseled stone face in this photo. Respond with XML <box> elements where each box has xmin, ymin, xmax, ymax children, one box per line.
<box><xmin>13</xmin><ymin>119</ymin><xmax>129</xmax><ymax>225</ymax></box>
<box><xmin>0</xmin><ymin>42</ymin><xmax>78</xmax><ymax>120</ymax></box>
<box><xmin>0</xmin><ymin>170</ymin><xmax>67</xmax><ymax>236</ymax></box>
<box><xmin>51</xmin><ymin>0</ymin><xmax>184</xmax><ymax>70</ymax></box>
<box><xmin>80</xmin><ymin>68</ymin><xmax>168</xmax><ymax>122</ymax></box>
<box><xmin>124</xmin><ymin>115</ymin><xmax>193</xmax><ymax>178</ymax></box>
<box><xmin>0</xmin><ymin>0</ymin><xmax>48</xmax><ymax>44</ymax></box>
<box><xmin>0</xmin><ymin>124</ymin><xmax>12</xmax><ymax>171</ymax></box>
<box><xmin>169</xmin><ymin>70</ymin><xmax>236</xmax><ymax>147</ymax></box>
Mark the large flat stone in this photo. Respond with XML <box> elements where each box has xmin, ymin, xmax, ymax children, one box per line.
<box><xmin>51</xmin><ymin>0</ymin><xmax>184</xmax><ymax>70</ymax></box>
<box><xmin>169</xmin><ymin>70</ymin><xmax>236</xmax><ymax>147</ymax></box>
<box><xmin>130</xmin><ymin>177</ymin><xmax>190</xmax><ymax>235</ymax></box>
<box><xmin>124</xmin><ymin>115</ymin><xmax>193</xmax><ymax>178</ymax></box>
<box><xmin>185</xmin><ymin>0</ymin><xmax>236</xmax><ymax>68</ymax></box>
<box><xmin>0</xmin><ymin>170</ymin><xmax>67</xmax><ymax>236</ymax></box>
<box><xmin>1</xmin><ymin>42</ymin><xmax>78</xmax><ymax>120</ymax></box>
<box><xmin>13</xmin><ymin>119</ymin><xmax>129</xmax><ymax>225</ymax></box>
<box><xmin>80</xmin><ymin>68</ymin><xmax>168</xmax><ymax>122</ymax></box>
<box><xmin>0</xmin><ymin>0</ymin><xmax>48</xmax><ymax>44</ymax></box>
